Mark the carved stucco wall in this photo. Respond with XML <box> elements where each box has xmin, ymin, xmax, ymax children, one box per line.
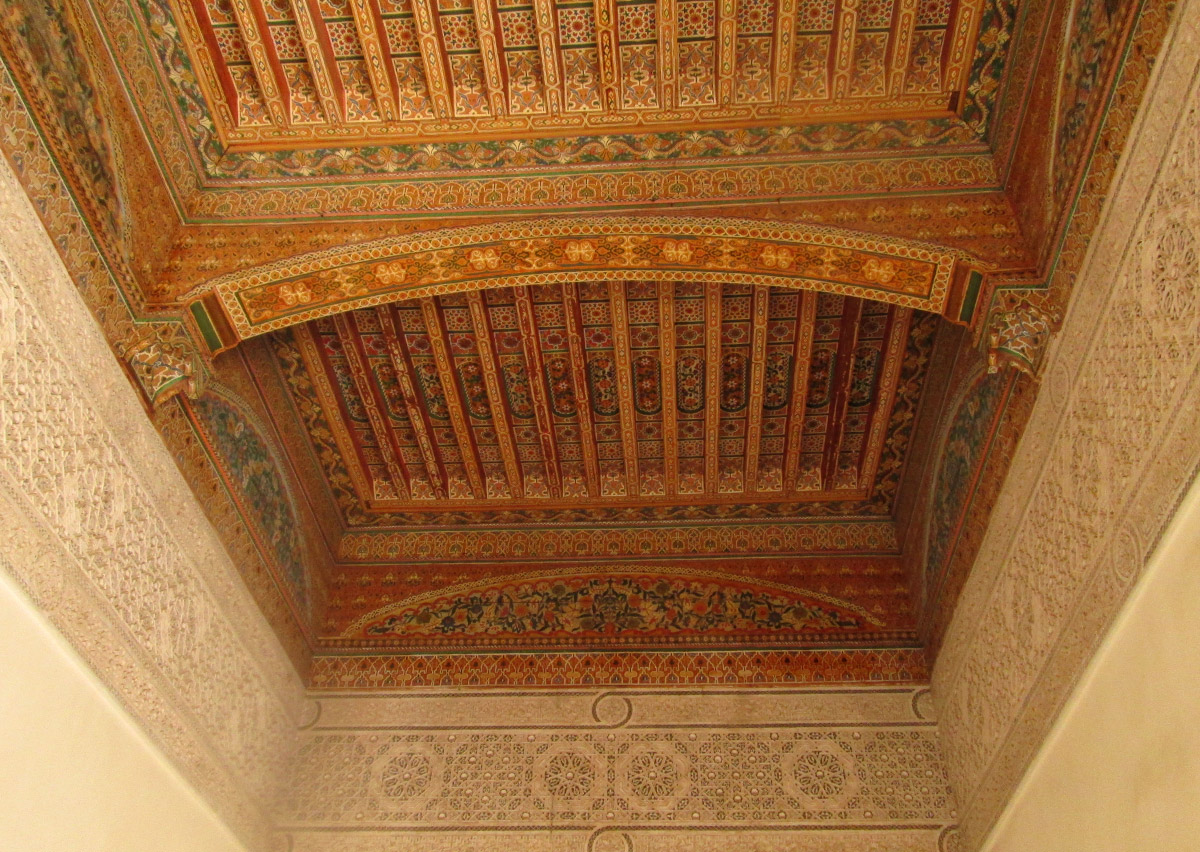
<box><xmin>0</xmin><ymin>155</ymin><xmax>304</xmax><ymax>848</ymax></box>
<box><xmin>932</xmin><ymin>0</ymin><xmax>1200</xmax><ymax>847</ymax></box>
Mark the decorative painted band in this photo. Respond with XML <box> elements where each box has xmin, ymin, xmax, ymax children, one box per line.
<box><xmin>188</xmin><ymin>216</ymin><xmax>988</xmax><ymax>349</ymax></box>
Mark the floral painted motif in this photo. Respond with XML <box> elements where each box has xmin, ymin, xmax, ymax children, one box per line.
<box><xmin>415</xmin><ymin>361</ymin><xmax>450</xmax><ymax>420</ymax></box>
<box><xmin>719</xmin><ymin>353</ymin><xmax>749</xmax><ymax>412</ymax></box>
<box><xmin>849</xmin><ymin>346</ymin><xmax>880</xmax><ymax>407</ymax></box>
<box><xmin>676</xmin><ymin>354</ymin><xmax>706</xmax><ymax>413</ymax></box>
<box><xmin>806</xmin><ymin>348</ymin><xmax>836</xmax><ymax>409</ymax></box>
<box><xmin>501</xmin><ymin>358</ymin><xmax>534</xmax><ymax>419</ymax></box>
<box><xmin>633</xmin><ymin>355</ymin><xmax>662</xmax><ymax>415</ymax></box>
<box><xmin>545</xmin><ymin>356</ymin><xmax>578</xmax><ymax>417</ymax></box>
<box><xmin>189</xmin><ymin>392</ymin><xmax>307</xmax><ymax>612</ymax></box>
<box><xmin>763</xmin><ymin>351</ymin><xmax>793</xmax><ymax>410</ymax></box>
<box><xmin>458</xmin><ymin>359</ymin><xmax>491</xmax><ymax>419</ymax></box>
<box><xmin>588</xmin><ymin>355</ymin><xmax>619</xmax><ymax>416</ymax></box>
<box><xmin>358</xmin><ymin>573</ymin><xmax>872</xmax><ymax>640</ymax></box>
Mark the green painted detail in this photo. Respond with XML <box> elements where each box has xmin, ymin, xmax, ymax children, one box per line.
<box><xmin>960</xmin><ymin>270</ymin><xmax>984</xmax><ymax>323</ymax></box>
<box><xmin>190</xmin><ymin>301</ymin><xmax>223</xmax><ymax>353</ymax></box>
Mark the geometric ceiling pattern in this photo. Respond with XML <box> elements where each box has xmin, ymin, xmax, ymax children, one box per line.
<box><xmin>181</xmin><ymin>0</ymin><xmax>980</xmax><ymax>147</ymax></box>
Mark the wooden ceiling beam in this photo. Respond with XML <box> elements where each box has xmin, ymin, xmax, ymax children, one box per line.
<box><xmin>561</xmin><ymin>284</ymin><xmax>602</xmax><ymax>498</ymax></box>
<box><xmin>943</xmin><ymin>0</ymin><xmax>984</xmax><ymax>95</ymax></box>
<box><xmin>530</xmin><ymin>0</ymin><xmax>564</xmax><ymax>113</ymax></box>
<box><xmin>513</xmin><ymin>286</ymin><xmax>563</xmax><ymax>498</ymax></box>
<box><xmin>772</xmin><ymin>0</ymin><xmax>799</xmax><ymax>105</ymax></box>
<box><xmin>658</xmin><ymin>282</ymin><xmax>679</xmax><ymax>496</ymax></box>
<box><xmin>465</xmin><ymin>291</ymin><xmax>525</xmax><ymax>498</ymax></box>
<box><xmin>887</xmin><ymin>0</ymin><xmax>919</xmax><ymax>98</ymax></box>
<box><xmin>336</xmin><ymin>313</ymin><xmax>413</xmax><ymax>500</ymax></box>
<box><xmin>471</xmin><ymin>0</ymin><xmax>509</xmax><ymax>115</ymax></box>
<box><xmin>592</xmin><ymin>0</ymin><xmax>621</xmax><ymax>111</ymax></box>
<box><xmin>289</xmin><ymin>0</ymin><xmax>348</xmax><ymax>122</ymax></box>
<box><xmin>703</xmin><ymin>281</ymin><xmax>722</xmax><ymax>495</ymax></box>
<box><xmin>656</xmin><ymin>0</ymin><xmax>680</xmax><ymax>109</ymax></box>
<box><xmin>376</xmin><ymin>305</ymin><xmax>448</xmax><ymax>500</ymax></box>
<box><xmin>715</xmin><ymin>0</ymin><xmax>738</xmax><ymax>106</ymax></box>
<box><xmin>782</xmin><ymin>291</ymin><xmax>818</xmax><ymax>493</ymax></box>
<box><xmin>608</xmin><ymin>281</ymin><xmax>641</xmax><ymax>498</ymax></box>
<box><xmin>180</xmin><ymin>0</ymin><xmax>243</xmax><ymax>124</ymax></box>
<box><xmin>228</xmin><ymin>0</ymin><xmax>291</xmax><ymax>125</ymax></box>
<box><xmin>858</xmin><ymin>307</ymin><xmax>914</xmax><ymax>489</ymax></box>
<box><xmin>419</xmin><ymin>298</ymin><xmax>488</xmax><ymax>499</ymax></box>
<box><xmin>830</xmin><ymin>0</ymin><xmax>860</xmax><ymax>99</ymax></box>
<box><xmin>409</xmin><ymin>0</ymin><xmax>455</xmax><ymax>118</ymax></box>
<box><xmin>819</xmin><ymin>296</ymin><xmax>863</xmax><ymax>489</ymax></box>
<box><xmin>348</xmin><ymin>0</ymin><xmax>403</xmax><ymax>120</ymax></box>
<box><xmin>743</xmin><ymin>285</ymin><xmax>771</xmax><ymax>494</ymax></box>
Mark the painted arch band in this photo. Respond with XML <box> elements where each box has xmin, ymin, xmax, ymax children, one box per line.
<box><xmin>189</xmin><ymin>217</ymin><xmax>988</xmax><ymax>350</ymax></box>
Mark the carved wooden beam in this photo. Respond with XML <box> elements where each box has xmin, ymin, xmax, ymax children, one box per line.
<box><xmin>181</xmin><ymin>0</ymin><xmax>243</xmax><ymax>125</ymax></box>
<box><xmin>608</xmin><ymin>281</ymin><xmax>640</xmax><ymax>497</ymax></box>
<box><xmin>593</xmin><ymin>0</ymin><xmax>622</xmax><ymax>111</ymax></box>
<box><xmin>530</xmin><ymin>0</ymin><xmax>564</xmax><ymax>113</ymax></box>
<box><xmin>743</xmin><ymin>285</ymin><xmax>770</xmax><ymax>494</ymax></box>
<box><xmin>656</xmin><ymin>0</ymin><xmax>680</xmax><ymax>109</ymax></box>
<box><xmin>471</xmin><ymin>0</ymin><xmax>509</xmax><ymax>115</ymax></box>
<box><xmin>410</xmin><ymin>0</ymin><xmax>455</xmax><ymax>118</ymax></box>
<box><xmin>419</xmin><ymin>298</ymin><xmax>488</xmax><ymax>499</ymax></box>
<box><xmin>771</xmin><ymin>0</ymin><xmax>799</xmax><ymax>104</ymax></box>
<box><xmin>943</xmin><ymin>0</ymin><xmax>984</xmax><ymax>94</ymax></box>
<box><xmin>290</xmin><ymin>0</ymin><xmax>348</xmax><ymax>122</ymax></box>
<box><xmin>465</xmin><ymin>292</ymin><xmax>525</xmax><ymax>498</ymax></box>
<box><xmin>513</xmin><ymin>286</ymin><xmax>562</xmax><ymax>498</ymax></box>
<box><xmin>561</xmin><ymin>284</ymin><xmax>602</xmax><ymax>498</ymax></box>
<box><xmin>348</xmin><ymin>0</ymin><xmax>403</xmax><ymax>120</ymax></box>
<box><xmin>782</xmin><ymin>292</ymin><xmax>817</xmax><ymax>492</ymax></box>
<box><xmin>658</xmin><ymin>281</ymin><xmax>678</xmax><ymax>495</ymax></box>
<box><xmin>336</xmin><ymin>314</ymin><xmax>413</xmax><ymax>500</ymax></box>
<box><xmin>703</xmin><ymin>281</ymin><xmax>722</xmax><ymax>494</ymax></box>
<box><xmin>228</xmin><ymin>0</ymin><xmax>291</xmax><ymax>124</ymax></box>
<box><xmin>858</xmin><ymin>307</ymin><xmax>912</xmax><ymax>489</ymax></box>
<box><xmin>819</xmin><ymin>297</ymin><xmax>863</xmax><ymax>489</ymax></box>
<box><xmin>830</xmin><ymin>0</ymin><xmax>860</xmax><ymax>99</ymax></box>
<box><xmin>377</xmin><ymin>305</ymin><xmax>448</xmax><ymax>500</ymax></box>
<box><xmin>715</xmin><ymin>0</ymin><xmax>738</xmax><ymax>105</ymax></box>
<box><xmin>887</xmin><ymin>0</ymin><xmax>919</xmax><ymax>98</ymax></box>
<box><xmin>294</xmin><ymin>324</ymin><xmax>378</xmax><ymax>501</ymax></box>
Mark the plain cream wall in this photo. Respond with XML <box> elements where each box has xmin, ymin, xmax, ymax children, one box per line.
<box><xmin>0</xmin><ymin>568</ymin><xmax>248</xmax><ymax>852</ymax></box>
<box><xmin>981</xmin><ymin>470</ymin><xmax>1200</xmax><ymax>851</ymax></box>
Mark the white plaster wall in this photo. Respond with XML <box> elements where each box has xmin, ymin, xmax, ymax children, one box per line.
<box><xmin>981</xmin><ymin>471</ymin><xmax>1200</xmax><ymax>852</ymax></box>
<box><xmin>0</xmin><ymin>568</ymin><xmax>247</xmax><ymax>852</ymax></box>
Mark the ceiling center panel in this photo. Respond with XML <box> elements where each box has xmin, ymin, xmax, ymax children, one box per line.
<box><xmin>179</xmin><ymin>0</ymin><xmax>981</xmax><ymax>148</ymax></box>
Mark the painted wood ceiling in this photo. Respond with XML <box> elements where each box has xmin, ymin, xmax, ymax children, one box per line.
<box><xmin>182</xmin><ymin>0</ymin><xmax>977</xmax><ymax>146</ymax></box>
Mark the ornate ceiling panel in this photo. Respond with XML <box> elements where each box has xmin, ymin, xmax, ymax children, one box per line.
<box><xmin>178</xmin><ymin>0</ymin><xmax>980</xmax><ymax>147</ymax></box>
<box><xmin>270</xmin><ymin>283</ymin><xmax>926</xmax><ymax>520</ymax></box>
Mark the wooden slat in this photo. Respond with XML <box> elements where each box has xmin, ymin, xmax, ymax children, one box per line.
<box><xmin>419</xmin><ymin>298</ymin><xmax>488</xmax><ymax>499</ymax></box>
<box><xmin>608</xmin><ymin>281</ymin><xmax>640</xmax><ymax>497</ymax></box>
<box><xmin>465</xmin><ymin>292</ymin><xmax>525</xmax><ymax>498</ymax></box>
<box><xmin>782</xmin><ymin>292</ymin><xmax>818</xmax><ymax>492</ymax></box>
<box><xmin>376</xmin><ymin>306</ymin><xmax>447</xmax><ymax>500</ymax></box>
<box><xmin>530</xmin><ymin>0</ymin><xmax>564</xmax><ymax>113</ymax></box>
<box><xmin>887</xmin><ymin>0</ymin><xmax>920</xmax><ymax>98</ymax></box>
<box><xmin>743</xmin><ymin>285</ymin><xmax>770</xmax><ymax>494</ymax></box>
<box><xmin>513</xmin><ymin>286</ymin><xmax>562</xmax><ymax>498</ymax></box>
<box><xmin>857</xmin><ymin>307</ymin><xmax>913</xmax><ymax>488</ymax></box>
<box><xmin>348</xmin><ymin>0</ymin><xmax>403</xmax><ymax>120</ymax></box>
<box><xmin>334</xmin><ymin>314</ymin><xmax>413</xmax><ymax>500</ymax></box>
<box><xmin>830</xmin><ymin>0</ymin><xmax>860</xmax><ymax>99</ymax></box>
<box><xmin>228</xmin><ymin>0</ymin><xmax>291</xmax><ymax>124</ymax></box>
<box><xmin>656</xmin><ymin>0</ymin><xmax>680</xmax><ymax>109</ymax></box>
<box><xmin>819</xmin><ymin>297</ymin><xmax>863</xmax><ymax>488</ymax></box>
<box><xmin>942</xmin><ymin>0</ymin><xmax>983</xmax><ymax>95</ymax></box>
<box><xmin>658</xmin><ymin>281</ymin><xmax>678</xmax><ymax>495</ymax></box>
<box><xmin>771</xmin><ymin>0</ymin><xmax>799</xmax><ymax>104</ymax></box>
<box><xmin>471</xmin><ymin>0</ymin><xmax>509</xmax><ymax>115</ymax></box>
<box><xmin>715</xmin><ymin>0</ymin><xmax>738</xmax><ymax>106</ymax></box>
<box><xmin>293</xmin><ymin>324</ymin><xmax>376</xmax><ymax>501</ymax></box>
<box><xmin>592</xmin><ymin>0</ymin><xmax>621</xmax><ymax>111</ymax></box>
<box><xmin>561</xmin><ymin>284</ymin><xmax>602</xmax><ymax>498</ymax></box>
<box><xmin>290</xmin><ymin>0</ymin><xmax>347</xmax><ymax>122</ymax></box>
<box><xmin>703</xmin><ymin>281</ymin><xmax>722</xmax><ymax>494</ymax></box>
<box><xmin>409</xmin><ymin>0</ymin><xmax>455</xmax><ymax>118</ymax></box>
<box><xmin>182</xmin><ymin>0</ymin><xmax>243</xmax><ymax>124</ymax></box>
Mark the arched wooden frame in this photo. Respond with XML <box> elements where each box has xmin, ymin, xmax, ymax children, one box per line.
<box><xmin>187</xmin><ymin>216</ymin><xmax>988</xmax><ymax>354</ymax></box>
